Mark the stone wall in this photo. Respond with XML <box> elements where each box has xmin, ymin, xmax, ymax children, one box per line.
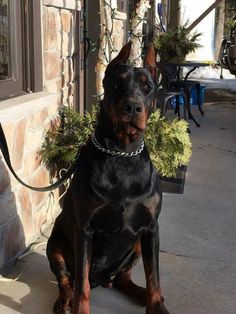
<box><xmin>112</xmin><ymin>11</ymin><xmax>127</xmax><ymax>53</ymax></box>
<box><xmin>0</xmin><ymin>93</ymin><xmax>58</xmax><ymax>271</ymax></box>
<box><xmin>43</xmin><ymin>3</ymin><xmax>76</xmax><ymax>107</ymax></box>
<box><xmin>0</xmin><ymin>1</ymin><xmax>82</xmax><ymax>272</ymax></box>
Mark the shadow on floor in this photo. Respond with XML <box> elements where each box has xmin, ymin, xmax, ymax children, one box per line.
<box><xmin>0</xmin><ymin>241</ymin><xmax>148</xmax><ymax>314</ymax></box>
<box><xmin>0</xmin><ymin>243</ymin><xmax>57</xmax><ymax>314</ymax></box>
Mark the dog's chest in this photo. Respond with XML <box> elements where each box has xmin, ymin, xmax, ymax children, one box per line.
<box><xmin>90</xmin><ymin>199</ymin><xmax>158</xmax><ymax>237</ymax></box>
<box><xmin>89</xmin><ymin>156</ymin><xmax>161</xmax><ymax>236</ymax></box>
<box><xmin>80</xmin><ymin>152</ymin><xmax>161</xmax><ymax>235</ymax></box>
<box><xmin>91</xmin><ymin>155</ymin><xmax>153</xmax><ymax>203</ymax></box>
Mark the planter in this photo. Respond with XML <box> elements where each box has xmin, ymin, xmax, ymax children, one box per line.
<box><xmin>153</xmin><ymin>24</ymin><xmax>201</xmax><ymax>65</ymax></box>
<box><xmin>160</xmin><ymin>165</ymin><xmax>187</xmax><ymax>194</ymax></box>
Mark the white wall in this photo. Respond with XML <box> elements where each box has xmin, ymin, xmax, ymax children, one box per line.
<box><xmin>181</xmin><ymin>0</ymin><xmax>216</xmax><ymax>61</ymax></box>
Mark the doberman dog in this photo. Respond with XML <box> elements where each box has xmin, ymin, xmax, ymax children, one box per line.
<box><xmin>46</xmin><ymin>42</ymin><xmax>170</xmax><ymax>314</ymax></box>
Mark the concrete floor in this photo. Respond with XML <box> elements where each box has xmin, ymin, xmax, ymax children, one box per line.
<box><xmin>0</xmin><ymin>86</ymin><xmax>236</xmax><ymax>313</ymax></box>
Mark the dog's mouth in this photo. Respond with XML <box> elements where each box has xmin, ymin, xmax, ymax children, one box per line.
<box><xmin>108</xmin><ymin>104</ymin><xmax>148</xmax><ymax>140</ymax></box>
<box><xmin>115</xmin><ymin>121</ymin><xmax>146</xmax><ymax>137</ymax></box>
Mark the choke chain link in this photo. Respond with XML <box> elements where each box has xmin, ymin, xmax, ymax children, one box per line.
<box><xmin>91</xmin><ymin>133</ymin><xmax>144</xmax><ymax>157</ymax></box>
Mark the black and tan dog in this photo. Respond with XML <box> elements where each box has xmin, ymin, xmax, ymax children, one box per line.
<box><xmin>47</xmin><ymin>42</ymin><xmax>170</xmax><ymax>314</ymax></box>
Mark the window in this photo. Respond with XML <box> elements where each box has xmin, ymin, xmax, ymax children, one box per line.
<box><xmin>0</xmin><ymin>0</ymin><xmax>9</xmax><ymax>79</ymax></box>
<box><xmin>0</xmin><ymin>0</ymin><xmax>43</xmax><ymax>101</ymax></box>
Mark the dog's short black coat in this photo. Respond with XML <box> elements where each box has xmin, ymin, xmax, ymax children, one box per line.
<box><xmin>47</xmin><ymin>42</ymin><xmax>170</xmax><ymax>314</ymax></box>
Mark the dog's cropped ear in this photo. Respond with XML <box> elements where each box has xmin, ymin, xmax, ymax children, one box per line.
<box><xmin>144</xmin><ymin>44</ymin><xmax>157</xmax><ymax>80</ymax></box>
<box><xmin>105</xmin><ymin>42</ymin><xmax>132</xmax><ymax>77</ymax></box>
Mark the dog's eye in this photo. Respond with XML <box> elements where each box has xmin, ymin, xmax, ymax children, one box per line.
<box><xmin>113</xmin><ymin>79</ymin><xmax>124</xmax><ymax>91</ymax></box>
<box><xmin>141</xmin><ymin>82</ymin><xmax>151</xmax><ymax>93</ymax></box>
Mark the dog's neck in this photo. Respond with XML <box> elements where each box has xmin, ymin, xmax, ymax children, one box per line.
<box><xmin>95</xmin><ymin>105</ymin><xmax>145</xmax><ymax>154</ymax></box>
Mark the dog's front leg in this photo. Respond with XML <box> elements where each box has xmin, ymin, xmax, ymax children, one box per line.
<box><xmin>73</xmin><ymin>225</ymin><xmax>92</xmax><ymax>314</ymax></box>
<box><xmin>141</xmin><ymin>224</ymin><xmax>170</xmax><ymax>314</ymax></box>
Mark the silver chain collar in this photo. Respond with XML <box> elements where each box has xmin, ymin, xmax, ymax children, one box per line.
<box><xmin>91</xmin><ymin>133</ymin><xmax>144</xmax><ymax>158</ymax></box>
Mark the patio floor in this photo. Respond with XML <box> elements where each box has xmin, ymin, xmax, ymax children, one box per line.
<box><xmin>0</xmin><ymin>79</ymin><xmax>236</xmax><ymax>314</ymax></box>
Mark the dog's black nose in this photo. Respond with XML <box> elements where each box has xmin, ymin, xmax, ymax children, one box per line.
<box><xmin>125</xmin><ymin>102</ymin><xmax>143</xmax><ymax>114</ymax></box>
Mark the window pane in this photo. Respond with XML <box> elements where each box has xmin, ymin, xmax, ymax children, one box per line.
<box><xmin>0</xmin><ymin>0</ymin><xmax>9</xmax><ymax>80</ymax></box>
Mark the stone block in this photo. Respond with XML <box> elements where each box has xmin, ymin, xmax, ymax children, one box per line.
<box><xmin>67</xmin><ymin>94</ymin><xmax>74</xmax><ymax>107</ymax></box>
<box><xmin>65</xmin><ymin>58</ymin><xmax>74</xmax><ymax>83</ymax></box>
<box><xmin>29</xmin><ymin>167</ymin><xmax>50</xmax><ymax>209</ymax></box>
<box><xmin>56</xmin><ymin>30</ymin><xmax>62</xmax><ymax>52</ymax></box>
<box><xmin>45</xmin><ymin>78</ymin><xmax>62</xmax><ymax>94</ymax></box>
<box><xmin>23</xmin><ymin>150</ymin><xmax>41</xmax><ymax>177</ymax></box>
<box><xmin>25</xmin><ymin>128</ymin><xmax>44</xmax><ymax>151</ymax></box>
<box><xmin>62</xmin><ymin>32</ymin><xmax>70</xmax><ymax>57</ymax></box>
<box><xmin>68</xmin><ymin>32</ymin><xmax>75</xmax><ymax>56</ymax></box>
<box><xmin>113</xmin><ymin>20</ymin><xmax>125</xmax><ymax>52</ymax></box>
<box><xmin>44</xmin><ymin>8</ymin><xmax>59</xmax><ymax>50</ymax></box>
<box><xmin>27</xmin><ymin>108</ymin><xmax>49</xmax><ymax>130</ymax></box>
<box><xmin>61</xmin><ymin>32</ymin><xmax>74</xmax><ymax>58</ymax></box>
<box><xmin>61</xmin><ymin>9</ymin><xmax>72</xmax><ymax>33</ymax></box>
<box><xmin>12</xmin><ymin>119</ymin><xmax>26</xmax><ymax>171</ymax></box>
<box><xmin>47</xmin><ymin>100</ymin><xmax>59</xmax><ymax>117</ymax></box>
<box><xmin>0</xmin><ymin>215</ymin><xmax>26</xmax><ymax>271</ymax></box>
<box><xmin>44</xmin><ymin>51</ymin><xmax>61</xmax><ymax>81</ymax></box>
<box><xmin>61</xmin><ymin>85</ymin><xmax>69</xmax><ymax>102</ymax></box>
<box><xmin>0</xmin><ymin>159</ymin><xmax>11</xmax><ymax>195</ymax></box>
<box><xmin>17</xmin><ymin>187</ymin><xmax>33</xmax><ymax>237</ymax></box>
<box><xmin>0</xmin><ymin>191</ymin><xmax>17</xmax><ymax>225</ymax></box>
<box><xmin>0</xmin><ymin>121</ymin><xmax>15</xmax><ymax>154</ymax></box>
<box><xmin>33</xmin><ymin>206</ymin><xmax>48</xmax><ymax>234</ymax></box>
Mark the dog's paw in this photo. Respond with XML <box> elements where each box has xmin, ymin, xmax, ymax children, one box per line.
<box><xmin>146</xmin><ymin>301</ymin><xmax>170</xmax><ymax>314</ymax></box>
<box><xmin>53</xmin><ymin>299</ymin><xmax>72</xmax><ymax>314</ymax></box>
<box><xmin>53</xmin><ymin>294</ymin><xmax>73</xmax><ymax>314</ymax></box>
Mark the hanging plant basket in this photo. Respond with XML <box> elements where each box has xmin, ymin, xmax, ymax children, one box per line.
<box><xmin>39</xmin><ymin>106</ymin><xmax>192</xmax><ymax>192</ymax></box>
<box><xmin>160</xmin><ymin>165</ymin><xmax>187</xmax><ymax>194</ymax></box>
<box><xmin>153</xmin><ymin>24</ymin><xmax>202</xmax><ymax>63</ymax></box>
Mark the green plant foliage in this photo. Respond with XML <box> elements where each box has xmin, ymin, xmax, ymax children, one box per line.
<box><xmin>145</xmin><ymin>110</ymin><xmax>192</xmax><ymax>177</ymax></box>
<box><xmin>154</xmin><ymin>24</ymin><xmax>202</xmax><ymax>63</ymax></box>
<box><xmin>224</xmin><ymin>1</ymin><xmax>236</xmax><ymax>36</ymax></box>
<box><xmin>39</xmin><ymin>105</ymin><xmax>97</xmax><ymax>174</ymax></box>
<box><xmin>39</xmin><ymin>106</ymin><xmax>192</xmax><ymax>178</ymax></box>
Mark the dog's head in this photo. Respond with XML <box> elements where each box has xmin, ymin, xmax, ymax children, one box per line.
<box><xmin>101</xmin><ymin>42</ymin><xmax>157</xmax><ymax>146</ymax></box>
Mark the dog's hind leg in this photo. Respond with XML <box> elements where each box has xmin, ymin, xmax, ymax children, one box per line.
<box><xmin>113</xmin><ymin>269</ymin><xmax>147</xmax><ymax>305</ymax></box>
<box><xmin>113</xmin><ymin>240</ymin><xmax>147</xmax><ymax>305</ymax></box>
<box><xmin>47</xmin><ymin>237</ymin><xmax>73</xmax><ymax>314</ymax></box>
